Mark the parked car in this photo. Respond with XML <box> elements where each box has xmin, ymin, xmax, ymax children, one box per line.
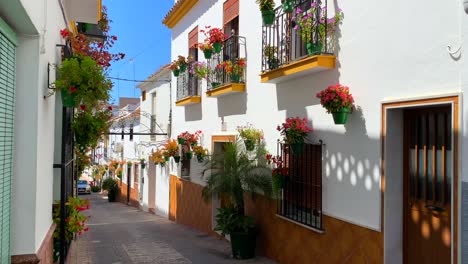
<box><xmin>77</xmin><ymin>180</ymin><xmax>91</xmax><ymax>194</ymax></box>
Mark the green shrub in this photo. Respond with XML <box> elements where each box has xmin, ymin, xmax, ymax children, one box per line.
<box><xmin>102</xmin><ymin>178</ymin><xmax>118</xmax><ymax>202</ymax></box>
<box><xmin>91</xmin><ymin>186</ymin><xmax>101</xmax><ymax>192</ymax></box>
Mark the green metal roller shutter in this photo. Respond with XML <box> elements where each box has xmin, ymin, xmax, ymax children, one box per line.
<box><xmin>0</xmin><ymin>17</ymin><xmax>16</xmax><ymax>264</ymax></box>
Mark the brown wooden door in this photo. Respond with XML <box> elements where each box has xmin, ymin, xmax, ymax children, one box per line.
<box><xmin>403</xmin><ymin>106</ymin><xmax>452</xmax><ymax>264</ymax></box>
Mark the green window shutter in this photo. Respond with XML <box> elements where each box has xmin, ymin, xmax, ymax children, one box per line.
<box><xmin>0</xmin><ymin>17</ymin><xmax>15</xmax><ymax>264</ymax></box>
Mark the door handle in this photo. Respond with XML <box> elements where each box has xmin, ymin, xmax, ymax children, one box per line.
<box><xmin>425</xmin><ymin>204</ymin><xmax>445</xmax><ymax>212</ymax></box>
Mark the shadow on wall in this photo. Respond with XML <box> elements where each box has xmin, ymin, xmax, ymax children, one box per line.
<box><xmin>170</xmin><ymin>0</ymin><xmax>217</xmax><ymax>39</ymax></box>
<box><xmin>313</xmin><ymin>108</ymin><xmax>381</xmax><ymax>224</ymax></box>
<box><xmin>217</xmin><ymin>92</ymin><xmax>247</xmax><ymax>117</ymax></box>
<box><xmin>185</xmin><ymin>103</ymin><xmax>202</xmax><ymax>121</ymax></box>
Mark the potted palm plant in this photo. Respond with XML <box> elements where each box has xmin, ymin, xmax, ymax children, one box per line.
<box><xmin>201</xmin><ymin>141</ymin><xmax>272</xmax><ymax>259</ymax></box>
<box><xmin>256</xmin><ymin>0</ymin><xmax>276</xmax><ymax>26</ymax></box>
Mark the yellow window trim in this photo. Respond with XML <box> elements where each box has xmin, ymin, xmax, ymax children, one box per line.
<box><xmin>206</xmin><ymin>83</ymin><xmax>245</xmax><ymax>98</ymax></box>
<box><xmin>175</xmin><ymin>95</ymin><xmax>201</xmax><ymax>106</ymax></box>
<box><xmin>260</xmin><ymin>55</ymin><xmax>336</xmax><ymax>83</ymax></box>
<box><xmin>163</xmin><ymin>0</ymin><xmax>200</xmax><ymax>29</ymax></box>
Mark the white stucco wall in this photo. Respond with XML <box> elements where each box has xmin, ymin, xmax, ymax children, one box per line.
<box><xmin>169</xmin><ymin>0</ymin><xmax>464</xmax><ymax>232</ymax></box>
<box><xmin>2</xmin><ymin>0</ymin><xmax>67</xmax><ymax>255</ymax></box>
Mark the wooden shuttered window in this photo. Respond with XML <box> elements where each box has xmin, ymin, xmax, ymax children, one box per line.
<box><xmin>223</xmin><ymin>0</ymin><xmax>239</xmax><ymax>25</ymax></box>
<box><xmin>188</xmin><ymin>26</ymin><xmax>198</xmax><ymax>48</ymax></box>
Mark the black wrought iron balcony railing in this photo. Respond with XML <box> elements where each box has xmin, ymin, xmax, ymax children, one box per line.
<box><xmin>261</xmin><ymin>0</ymin><xmax>329</xmax><ymax>72</ymax></box>
<box><xmin>176</xmin><ymin>69</ymin><xmax>201</xmax><ymax>101</ymax></box>
<box><xmin>207</xmin><ymin>35</ymin><xmax>247</xmax><ymax>90</ymax></box>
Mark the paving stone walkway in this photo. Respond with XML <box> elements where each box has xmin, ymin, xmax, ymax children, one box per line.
<box><xmin>68</xmin><ymin>193</ymin><xmax>276</xmax><ymax>264</ymax></box>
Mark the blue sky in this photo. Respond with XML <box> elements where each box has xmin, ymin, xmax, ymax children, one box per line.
<box><xmin>104</xmin><ymin>0</ymin><xmax>174</xmax><ymax>104</ymax></box>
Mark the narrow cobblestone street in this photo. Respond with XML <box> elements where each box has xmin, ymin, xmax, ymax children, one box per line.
<box><xmin>68</xmin><ymin>193</ymin><xmax>276</xmax><ymax>264</ymax></box>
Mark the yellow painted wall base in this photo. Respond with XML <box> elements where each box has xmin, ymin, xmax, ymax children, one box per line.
<box><xmin>175</xmin><ymin>96</ymin><xmax>201</xmax><ymax>106</ymax></box>
<box><xmin>260</xmin><ymin>55</ymin><xmax>336</xmax><ymax>83</ymax></box>
<box><xmin>206</xmin><ymin>83</ymin><xmax>245</xmax><ymax>98</ymax></box>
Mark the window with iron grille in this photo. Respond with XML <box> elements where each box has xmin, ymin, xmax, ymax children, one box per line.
<box><xmin>277</xmin><ymin>142</ymin><xmax>323</xmax><ymax>231</ymax></box>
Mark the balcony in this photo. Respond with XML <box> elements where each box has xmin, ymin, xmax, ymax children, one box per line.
<box><xmin>260</xmin><ymin>0</ymin><xmax>336</xmax><ymax>83</ymax></box>
<box><xmin>206</xmin><ymin>35</ymin><xmax>247</xmax><ymax>98</ymax></box>
<box><xmin>175</xmin><ymin>70</ymin><xmax>201</xmax><ymax>106</ymax></box>
<box><xmin>63</xmin><ymin>0</ymin><xmax>102</xmax><ymax>24</ymax></box>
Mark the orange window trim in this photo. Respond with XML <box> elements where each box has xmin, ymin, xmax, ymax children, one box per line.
<box><xmin>189</xmin><ymin>26</ymin><xmax>198</xmax><ymax>48</ymax></box>
<box><xmin>223</xmin><ymin>0</ymin><xmax>239</xmax><ymax>25</ymax></box>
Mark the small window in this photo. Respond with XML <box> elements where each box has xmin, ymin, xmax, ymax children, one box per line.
<box><xmin>277</xmin><ymin>143</ymin><xmax>323</xmax><ymax>231</ymax></box>
<box><xmin>142</xmin><ymin>90</ymin><xmax>146</xmax><ymax>101</ymax></box>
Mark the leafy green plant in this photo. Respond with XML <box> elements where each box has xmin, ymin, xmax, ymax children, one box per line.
<box><xmin>264</xmin><ymin>45</ymin><xmax>277</xmax><ymax>60</ymax></box>
<box><xmin>201</xmin><ymin>141</ymin><xmax>272</xmax><ymax>231</ymax></box>
<box><xmin>214</xmin><ymin>206</ymin><xmax>255</xmax><ymax>237</ymax></box>
<box><xmin>91</xmin><ymin>185</ymin><xmax>101</xmax><ymax>192</ymax></box>
<box><xmin>102</xmin><ymin>177</ymin><xmax>118</xmax><ymax>202</ymax></box>
<box><xmin>237</xmin><ymin>124</ymin><xmax>264</xmax><ymax>142</ymax></box>
<box><xmin>72</xmin><ymin>107</ymin><xmax>111</xmax><ymax>150</ymax></box>
<box><xmin>54</xmin><ymin>55</ymin><xmax>112</xmax><ymax>108</ymax></box>
<box><xmin>255</xmin><ymin>0</ymin><xmax>275</xmax><ymax>11</ymax></box>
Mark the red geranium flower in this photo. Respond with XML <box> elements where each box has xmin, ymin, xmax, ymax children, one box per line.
<box><xmin>69</xmin><ymin>86</ymin><xmax>77</xmax><ymax>93</ymax></box>
<box><xmin>80</xmin><ymin>104</ymin><xmax>86</xmax><ymax>111</ymax></box>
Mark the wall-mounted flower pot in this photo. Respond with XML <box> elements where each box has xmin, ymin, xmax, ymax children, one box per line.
<box><xmin>140</xmin><ymin>163</ymin><xmax>146</xmax><ymax>169</ymax></box>
<box><xmin>282</xmin><ymin>0</ymin><xmax>294</xmax><ymax>13</ymax></box>
<box><xmin>203</xmin><ymin>49</ymin><xmax>213</xmax><ymax>59</ymax></box>
<box><xmin>191</xmin><ymin>142</ymin><xmax>198</xmax><ymax>147</ymax></box>
<box><xmin>61</xmin><ymin>90</ymin><xmax>76</xmax><ymax>107</ymax></box>
<box><xmin>261</xmin><ymin>10</ymin><xmax>275</xmax><ymax>26</ymax></box>
<box><xmin>306</xmin><ymin>42</ymin><xmax>323</xmax><ymax>55</ymax></box>
<box><xmin>244</xmin><ymin>139</ymin><xmax>255</xmax><ymax>151</ymax></box>
<box><xmin>185</xmin><ymin>152</ymin><xmax>193</xmax><ymax>160</ymax></box>
<box><xmin>290</xmin><ymin>143</ymin><xmax>304</xmax><ymax>155</ymax></box>
<box><xmin>177</xmin><ymin>138</ymin><xmax>186</xmax><ymax>144</ymax></box>
<box><xmin>179</xmin><ymin>64</ymin><xmax>187</xmax><ymax>72</ymax></box>
<box><xmin>173</xmin><ymin>156</ymin><xmax>181</xmax><ymax>163</ymax></box>
<box><xmin>213</xmin><ymin>42</ymin><xmax>222</xmax><ymax>53</ymax></box>
<box><xmin>230</xmin><ymin>74</ymin><xmax>241</xmax><ymax>83</ymax></box>
<box><xmin>332</xmin><ymin>108</ymin><xmax>351</xmax><ymax>125</ymax></box>
<box><xmin>173</xmin><ymin>69</ymin><xmax>180</xmax><ymax>77</ymax></box>
<box><xmin>164</xmin><ymin>156</ymin><xmax>170</xmax><ymax>162</ymax></box>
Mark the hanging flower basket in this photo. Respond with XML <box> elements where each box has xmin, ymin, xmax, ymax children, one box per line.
<box><xmin>203</xmin><ymin>49</ymin><xmax>213</xmax><ymax>59</ymax></box>
<box><xmin>164</xmin><ymin>156</ymin><xmax>170</xmax><ymax>162</ymax></box>
<box><xmin>213</xmin><ymin>42</ymin><xmax>222</xmax><ymax>53</ymax></box>
<box><xmin>282</xmin><ymin>0</ymin><xmax>294</xmax><ymax>13</ymax></box>
<box><xmin>261</xmin><ymin>10</ymin><xmax>275</xmax><ymax>26</ymax></box>
<box><xmin>332</xmin><ymin>108</ymin><xmax>351</xmax><ymax>125</ymax></box>
<box><xmin>196</xmin><ymin>155</ymin><xmax>204</xmax><ymax>163</ymax></box>
<box><xmin>61</xmin><ymin>90</ymin><xmax>77</xmax><ymax>108</ymax></box>
<box><xmin>173</xmin><ymin>156</ymin><xmax>181</xmax><ymax>163</ymax></box>
<box><xmin>172</xmin><ymin>69</ymin><xmax>180</xmax><ymax>77</ymax></box>
<box><xmin>306</xmin><ymin>42</ymin><xmax>322</xmax><ymax>55</ymax></box>
<box><xmin>185</xmin><ymin>152</ymin><xmax>193</xmax><ymax>160</ymax></box>
<box><xmin>177</xmin><ymin>138</ymin><xmax>186</xmax><ymax>144</ymax></box>
<box><xmin>316</xmin><ymin>84</ymin><xmax>355</xmax><ymax>125</ymax></box>
<box><xmin>244</xmin><ymin>139</ymin><xmax>255</xmax><ymax>151</ymax></box>
<box><xmin>179</xmin><ymin>63</ymin><xmax>187</xmax><ymax>72</ymax></box>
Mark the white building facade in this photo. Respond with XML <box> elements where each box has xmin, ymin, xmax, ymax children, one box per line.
<box><xmin>163</xmin><ymin>0</ymin><xmax>468</xmax><ymax>263</ymax></box>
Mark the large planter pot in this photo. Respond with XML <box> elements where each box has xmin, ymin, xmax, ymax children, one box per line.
<box><xmin>179</xmin><ymin>64</ymin><xmax>187</xmax><ymax>72</ymax></box>
<box><xmin>290</xmin><ymin>142</ymin><xmax>304</xmax><ymax>155</ymax></box>
<box><xmin>61</xmin><ymin>90</ymin><xmax>76</xmax><ymax>108</ymax></box>
<box><xmin>244</xmin><ymin>139</ymin><xmax>255</xmax><ymax>151</ymax></box>
<box><xmin>306</xmin><ymin>42</ymin><xmax>323</xmax><ymax>55</ymax></box>
<box><xmin>177</xmin><ymin>138</ymin><xmax>186</xmax><ymax>144</ymax></box>
<box><xmin>230</xmin><ymin>74</ymin><xmax>241</xmax><ymax>83</ymax></box>
<box><xmin>230</xmin><ymin>229</ymin><xmax>256</xmax><ymax>259</ymax></box>
<box><xmin>185</xmin><ymin>152</ymin><xmax>193</xmax><ymax>160</ymax></box>
<box><xmin>261</xmin><ymin>10</ymin><xmax>275</xmax><ymax>26</ymax></box>
<box><xmin>282</xmin><ymin>0</ymin><xmax>294</xmax><ymax>13</ymax></box>
<box><xmin>203</xmin><ymin>49</ymin><xmax>213</xmax><ymax>59</ymax></box>
<box><xmin>173</xmin><ymin>69</ymin><xmax>180</xmax><ymax>77</ymax></box>
<box><xmin>107</xmin><ymin>190</ymin><xmax>116</xmax><ymax>202</ymax></box>
<box><xmin>332</xmin><ymin>108</ymin><xmax>351</xmax><ymax>125</ymax></box>
<box><xmin>213</xmin><ymin>42</ymin><xmax>223</xmax><ymax>53</ymax></box>
<box><xmin>173</xmin><ymin>156</ymin><xmax>181</xmax><ymax>163</ymax></box>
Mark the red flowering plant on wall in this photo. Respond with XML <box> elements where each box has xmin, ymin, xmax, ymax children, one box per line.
<box><xmin>200</xmin><ymin>26</ymin><xmax>228</xmax><ymax>44</ymax></box>
<box><xmin>59</xmin><ymin>6</ymin><xmax>125</xmax><ymax>68</ymax></box>
<box><xmin>266</xmin><ymin>154</ymin><xmax>289</xmax><ymax>197</ymax></box>
<box><xmin>316</xmin><ymin>84</ymin><xmax>354</xmax><ymax>113</ymax></box>
<box><xmin>276</xmin><ymin>116</ymin><xmax>312</xmax><ymax>145</ymax></box>
<box><xmin>177</xmin><ymin>130</ymin><xmax>202</xmax><ymax>146</ymax></box>
<box><xmin>53</xmin><ymin>197</ymin><xmax>90</xmax><ymax>261</ymax></box>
